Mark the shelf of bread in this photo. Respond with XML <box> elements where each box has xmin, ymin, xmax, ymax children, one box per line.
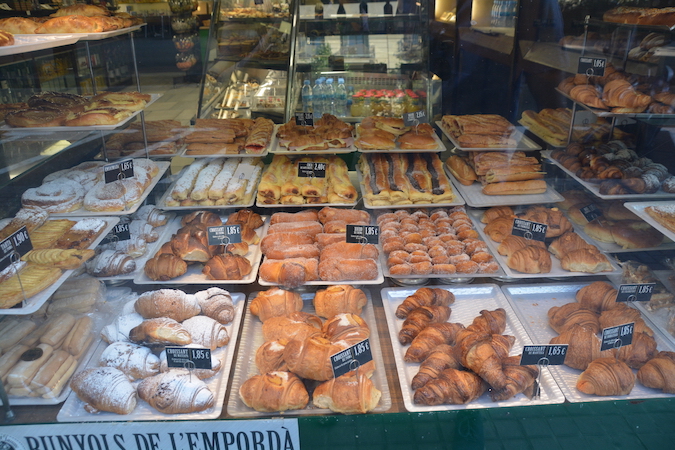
<box><xmin>381</xmin><ymin>285</ymin><xmax>565</xmax><ymax>411</ymax></box>
<box><xmin>0</xmin><ymin>34</ymin><xmax>80</xmax><ymax>57</ymax></box>
<box><xmin>184</xmin><ymin>118</ymin><xmax>274</xmax><ymax>157</ymax></box>
<box><xmin>272</xmin><ymin>116</ymin><xmax>357</xmax><ymax>155</ymax></box>
<box><xmin>624</xmin><ymin>201</ymin><xmax>675</xmax><ymax>243</ymax></box>
<box><xmin>228</xmin><ymin>287</ymin><xmax>390</xmax><ymax>416</ymax></box>
<box><xmin>503</xmin><ymin>281</ymin><xmax>675</xmax><ymax>402</ymax></box>
<box><xmin>134</xmin><ymin>210</ymin><xmax>266</xmax><ymax>285</ymax></box>
<box><xmin>354</xmin><ymin>117</ymin><xmax>445</xmax><ymax>152</ymax></box>
<box><xmin>103</xmin><ymin>120</ymin><xmax>192</xmax><ymax>159</ymax></box>
<box><xmin>57</xmin><ymin>287</ymin><xmax>244</xmax><ymax>421</ymax></box>
<box><xmin>436</xmin><ymin>116</ymin><xmax>541</xmax><ymax>151</ymax></box>
<box><xmin>469</xmin><ymin>206</ymin><xmax>621</xmax><ymax>279</ymax></box>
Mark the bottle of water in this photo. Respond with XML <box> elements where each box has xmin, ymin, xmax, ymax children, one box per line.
<box><xmin>491</xmin><ymin>0</ymin><xmax>501</xmax><ymax>27</ymax></box>
<box><xmin>346</xmin><ymin>84</ymin><xmax>354</xmax><ymax>117</ymax></box>
<box><xmin>313</xmin><ymin>78</ymin><xmax>323</xmax><ymax>118</ymax></box>
<box><xmin>335</xmin><ymin>78</ymin><xmax>348</xmax><ymax>116</ymax></box>
<box><xmin>505</xmin><ymin>0</ymin><xmax>517</xmax><ymax>27</ymax></box>
<box><xmin>325</xmin><ymin>78</ymin><xmax>336</xmax><ymax>116</ymax></box>
<box><xmin>498</xmin><ymin>1</ymin><xmax>508</xmax><ymax>27</ymax></box>
<box><xmin>301</xmin><ymin>79</ymin><xmax>313</xmax><ymax>113</ymax></box>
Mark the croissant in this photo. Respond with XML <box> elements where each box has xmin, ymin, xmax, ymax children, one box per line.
<box><xmin>261</xmin><ymin>312</ymin><xmax>322</xmax><ymax>342</ymax></box>
<box><xmin>506</xmin><ymin>246</ymin><xmax>552</xmax><ymax>274</ymax></box>
<box><xmin>70</xmin><ymin>367</ymin><xmax>137</xmax><ymax>414</ymax></box>
<box><xmin>159</xmin><ymin>345</ymin><xmax>222</xmax><ymax>379</ymax></box>
<box><xmin>398</xmin><ymin>305</ymin><xmax>452</xmax><ymax>345</ymax></box>
<box><xmin>637</xmin><ymin>351</ymin><xmax>675</xmax><ymax>393</ymax></box>
<box><xmin>129</xmin><ymin>318</ymin><xmax>192</xmax><ymax>347</ymax></box>
<box><xmin>602</xmin><ymin>79</ymin><xmax>652</xmax><ymax>110</ymax></box>
<box><xmin>466</xmin><ymin>308</ymin><xmax>507</xmax><ymax>335</ymax></box>
<box><xmin>548</xmin><ymin>231</ymin><xmax>595</xmax><ymax>259</ymax></box>
<box><xmin>255</xmin><ymin>339</ymin><xmax>288</xmax><ymax>374</ymax></box>
<box><xmin>144</xmin><ymin>253</ymin><xmax>187</xmax><ymax>281</ymax></box>
<box><xmin>456</xmin><ymin>333</ymin><xmax>515</xmax><ymax>390</ymax></box>
<box><xmin>547</xmin><ymin>303</ymin><xmax>600</xmax><ymax>334</ymax></box>
<box><xmin>484</xmin><ymin>217</ymin><xmax>515</xmax><ymax>243</ymax></box>
<box><xmin>137</xmin><ymin>371</ymin><xmax>214</xmax><ymax>413</ymax></box>
<box><xmin>411</xmin><ymin>344</ymin><xmax>463</xmax><ymax>390</ymax></box>
<box><xmin>181</xmin><ymin>316</ymin><xmax>229</xmax><ymax>350</ymax></box>
<box><xmin>134</xmin><ymin>289</ymin><xmax>201</xmax><ymax>322</ymax></box>
<box><xmin>99</xmin><ymin>342</ymin><xmax>160</xmax><ymax>380</ymax></box>
<box><xmin>405</xmin><ymin>322</ymin><xmax>465</xmax><ymax>363</ymax></box>
<box><xmin>617</xmin><ymin>331</ymin><xmax>657</xmax><ymax>369</ymax></box>
<box><xmin>395</xmin><ymin>288</ymin><xmax>455</xmax><ymax>319</ymax></box>
<box><xmin>575</xmin><ymin>281</ymin><xmax>617</xmax><ymax>313</ymax></box>
<box><xmin>570</xmin><ymin>84</ymin><xmax>608</xmax><ymax>109</ymax></box>
<box><xmin>481</xmin><ymin>206</ymin><xmax>515</xmax><ymax>223</ymax></box>
<box><xmin>322</xmin><ymin>313</ymin><xmax>370</xmax><ymax>343</ymax></box>
<box><xmin>576</xmin><ymin>357</ymin><xmax>635</xmax><ymax>396</ymax></box>
<box><xmin>313</xmin><ymin>369</ymin><xmax>381</xmax><ymax>414</ymax></box>
<box><xmin>413</xmin><ymin>368</ymin><xmax>486</xmax><ymax>405</ymax></box>
<box><xmin>549</xmin><ymin>323</ymin><xmax>616</xmax><ymax>370</ymax></box>
<box><xmin>181</xmin><ymin>210</ymin><xmax>222</xmax><ymax>228</ymax></box>
<box><xmin>498</xmin><ymin>235</ymin><xmax>545</xmax><ymax>257</ymax></box>
<box><xmin>490</xmin><ymin>355</ymin><xmax>539</xmax><ymax>401</ymax></box>
<box><xmin>203</xmin><ymin>254</ymin><xmax>252</xmax><ymax>280</ymax></box>
<box><xmin>193</xmin><ymin>287</ymin><xmax>235</xmax><ymax>324</ymax></box>
<box><xmin>239</xmin><ymin>371</ymin><xmax>309</xmax><ymax>412</ymax></box>
<box><xmin>560</xmin><ymin>248</ymin><xmax>613</xmax><ymax>273</ymax></box>
<box><xmin>284</xmin><ymin>335</ymin><xmax>349</xmax><ymax>381</ymax></box>
<box><xmin>249</xmin><ymin>287</ymin><xmax>304</xmax><ymax>322</ymax></box>
<box><xmin>599</xmin><ymin>304</ymin><xmax>653</xmax><ymax>337</ymax></box>
<box><xmin>313</xmin><ymin>285</ymin><xmax>368</xmax><ymax>318</ymax></box>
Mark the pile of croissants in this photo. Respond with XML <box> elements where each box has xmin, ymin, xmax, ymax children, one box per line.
<box><xmin>239</xmin><ymin>285</ymin><xmax>382</xmax><ymax>414</ymax></box>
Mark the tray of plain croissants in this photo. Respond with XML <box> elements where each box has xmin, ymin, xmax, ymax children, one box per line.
<box><xmin>228</xmin><ymin>286</ymin><xmax>391</xmax><ymax>416</ymax></box>
<box><xmin>503</xmin><ymin>281</ymin><xmax>675</xmax><ymax>402</ymax></box>
<box><xmin>382</xmin><ymin>285</ymin><xmax>565</xmax><ymax>411</ymax></box>
<box><xmin>57</xmin><ymin>287</ymin><xmax>244</xmax><ymax>421</ymax></box>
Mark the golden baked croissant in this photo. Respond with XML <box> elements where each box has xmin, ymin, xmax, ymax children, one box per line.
<box><xmin>144</xmin><ymin>253</ymin><xmax>187</xmax><ymax>281</ymax></box>
<box><xmin>549</xmin><ymin>323</ymin><xmax>616</xmax><ymax>370</ymax></box>
<box><xmin>284</xmin><ymin>335</ymin><xmax>348</xmax><ymax>381</ymax></box>
<box><xmin>313</xmin><ymin>285</ymin><xmax>368</xmax><ymax>318</ymax></box>
<box><xmin>193</xmin><ymin>287</ymin><xmax>235</xmax><ymax>324</ymax></box>
<box><xmin>575</xmin><ymin>281</ymin><xmax>617</xmax><ymax>313</ymax></box>
<box><xmin>570</xmin><ymin>84</ymin><xmax>608</xmax><ymax>109</ymax></box>
<box><xmin>411</xmin><ymin>344</ymin><xmax>463</xmax><ymax>390</ymax></box>
<box><xmin>129</xmin><ymin>318</ymin><xmax>192</xmax><ymax>347</ymax></box>
<box><xmin>261</xmin><ymin>312</ymin><xmax>322</xmax><ymax>343</ymax></box>
<box><xmin>599</xmin><ymin>304</ymin><xmax>653</xmax><ymax>336</ymax></box>
<box><xmin>134</xmin><ymin>289</ymin><xmax>201</xmax><ymax>322</ymax></box>
<box><xmin>560</xmin><ymin>248</ymin><xmax>613</xmax><ymax>273</ymax></box>
<box><xmin>137</xmin><ymin>372</ymin><xmax>214</xmax><ymax>413</ymax></box>
<box><xmin>576</xmin><ymin>357</ymin><xmax>635</xmax><ymax>396</ymax></box>
<box><xmin>466</xmin><ymin>308</ymin><xmax>507</xmax><ymax>335</ymax></box>
<box><xmin>490</xmin><ymin>355</ymin><xmax>539</xmax><ymax>401</ymax></box>
<box><xmin>456</xmin><ymin>333</ymin><xmax>515</xmax><ymax>390</ymax></box>
<box><xmin>398</xmin><ymin>305</ymin><xmax>452</xmax><ymax>345</ymax></box>
<box><xmin>239</xmin><ymin>371</ymin><xmax>309</xmax><ymax>412</ymax></box>
<box><xmin>481</xmin><ymin>206</ymin><xmax>515</xmax><ymax>223</ymax></box>
<box><xmin>313</xmin><ymin>370</ymin><xmax>381</xmax><ymax>414</ymax></box>
<box><xmin>498</xmin><ymin>235</ymin><xmax>546</xmax><ymax>257</ymax></box>
<box><xmin>70</xmin><ymin>367</ymin><xmax>137</xmax><ymax>414</ymax></box>
<box><xmin>547</xmin><ymin>302</ymin><xmax>601</xmax><ymax>334</ymax></box>
<box><xmin>249</xmin><ymin>287</ymin><xmax>303</xmax><ymax>322</ymax></box>
<box><xmin>202</xmin><ymin>254</ymin><xmax>252</xmax><ymax>280</ymax></box>
<box><xmin>484</xmin><ymin>217</ymin><xmax>515</xmax><ymax>243</ymax></box>
<box><xmin>617</xmin><ymin>331</ymin><xmax>657</xmax><ymax>369</ymax></box>
<box><xmin>548</xmin><ymin>231</ymin><xmax>595</xmax><ymax>259</ymax></box>
<box><xmin>506</xmin><ymin>245</ymin><xmax>552</xmax><ymax>273</ymax></box>
<box><xmin>602</xmin><ymin>79</ymin><xmax>651</xmax><ymax>110</ymax></box>
<box><xmin>395</xmin><ymin>287</ymin><xmax>455</xmax><ymax>319</ymax></box>
<box><xmin>413</xmin><ymin>368</ymin><xmax>486</xmax><ymax>405</ymax></box>
<box><xmin>98</xmin><ymin>342</ymin><xmax>160</xmax><ymax>380</ymax></box>
<box><xmin>637</xmin><ymin>351</ymin><xmax>675</xmax><ymax>393</ymax></box>
<box><xmin>405</xmin><ymin>322</ymin><xmax>465</xmax><ymax>363</ymax></box>
<box><xmin>255</xmin><ymin>339</ymin><xmax>288</xmax><ymax>374</ymax></box>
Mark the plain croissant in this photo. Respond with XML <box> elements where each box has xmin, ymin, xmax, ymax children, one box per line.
<box><xmin>398</xmin><ymin>305</ymin><xmax>452</xmax><ymax>345</ymax></box>
<box><xmin>405</xmin><ymin>322</ymin><xmax>465</xmax><ymax>363</ymax></box>
<box><xmin>137</xmin><ymin>371</ymin><xmax>214</xmax><ymax>413</ymax></box>
<box><xmin>599</xmin><ymin>304</ymin><xmax>653</xmax><ymax>337</ymax></box>
<box><xmin>70</xmin><ymin>367</ymin><xmax>137</xmax><ymax>414</ymax></box>
<box><xmin>322</xmin><ymin>313</ymin><xmax>370</xmax><ymax>342</ymax></box>
<box><xmin>181</xmin><ymin>316</ymin><xmax>229</xmax><ymax>350</ymax></box>
<box><xmin>576</xmin><ymin>281</ymin><xmax>617</xmax><ymax>313</ymax></box>
<box><xmin>637</xmin><ymin>351</ymin><xmax>675</xmax><ymax>393</ymax></box>
<box><xmin>617</xmin><ymin>331</ymin><xmax>657</xmax><ymax>369</ymax></box>
<box><xmin>576</xmin><ymin>357</ymin><xmax>635</xmax><ymax>396</ymax></box>
<box><xmin>255</xmin><ymin>340</ymin><xmax>288</xmax><ymax>374</ymax></box>
<box><xmin>413</xmin><ymin>368</ymin><xmax>486</xmax><ymax>405</ymax></box>
<box><xmin>395</xmin><ymin>287</ymin><xmax>455</xmax><ymax>319</ymax></box>
<box><xmin>466</xmin><ymin>308</ymin><xmax>507</xmax><ymax>334</ymax></box>
<box><xmin>193</xmin><ymin>287</ymin><xmax>235</xmax><ymax>324</ymax></box>
<box><xmin>411</xmin><ymin>344</ymin><xmax>463</xmax><ymax>390</ymax></box>
<box><xmin>313</xmin><ymin>370</ymin><xmax>381</xmax><ymax>414</ymax></box>
<box><xmin>549</xmin><ymin>323</ymin><xmax>616</xmax><ymax>370</ymax></box>
<box><xmin>135</xmin><ymin>289</ymin><xmax>201</xmax><ymax>322</ymax></box>
<box><xmin>99</xmin><ymin>342</ymin><xmax>160</xmax><ymax>380</ymax></box>
<box><xmin>490</xmin><ymin>355</ymin><xmax>539</xmax><ymax>401</ymax></box>
<box><xmin>284</xmin><ymin>336</ymin><xmax>349</xmax><ymax>381</ymax></box>
<box><xmin>548</xmin><ymin>303</ymin><xmax>600</xmax><ymax>334</ymax></box>
<box><xmin>249</xmin><ymin>287</ymin><xmax>304</xmax><ymax>322</ymax></box>
<box><xmin>456</xmin><ymin>333</ymin><xmax>514</xmax><ymax>391</ymax></box>
<box><xmin>239</xmin><ymin>371</ymin><xmax>309</xmax><ymax>412</ymax></box>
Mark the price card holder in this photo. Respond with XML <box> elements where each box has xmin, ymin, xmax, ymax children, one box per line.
<box><xmin>294</xmin><ymin>112</ymin><xmax>314</xmax><ymax>127</ymax></box>
<box><xmin>0</xmin><ymin>226</ymin><xmax>32</xmax><ymax>272</ymax></box>
<box><xmin>165</xmin><ymin>347</ymin><xmax>212</xmax><ymax>370</ymax></box>
<box><xmin>520</xmin><ymin>344</ymin><xmax>568</xmax><ymax>400</ymax></box>
<box><xmin>403</xmin><ymin>110</ymin><xmax>427</xmax><ymax>127</ymax></box>
<box><xmin>600</xmin><ymin>322</ymin><xmax>634</xmax><ymax>351</ymax></box>
<box><xmin>511</xmin><ymin>218</ymin><xmax>547</xmax><ymax>242</ymax></box>
<box><xmin>577</xmin><ymin>56</ymin><xmax>606</xmax><ymax>77</ymax></box>
<box><xmin>298</xmin><ymin>161</ymin><xmax>326</xmax><ymax>178</ymax></box>
<box><xmin>207</xmin><ymin>225</ymin><xmax>242</xmax><ymax>245</ymax></box>
<box><xmin>616</xmin><ymin>284</ymin><xmax>655</xmax><ymax>303</ymax></box>
<box><xmin>101</xmin><ymin>223</ymin><xmax>131</xmax><ymax>246</ymax></box>
<box><xmin>330</xmin><ymin>338</ymin><xmax>372</xmax><ymax>378</ymax></box>
<box><xmin>580</xmin><ymin>204</ymin><xmax>602</xmax><ymax>223</ymax></box>
<box><xmin>346</xmin><ymin>224</ymin><xmax>379</xmax><ymax>245</ymax></box>
<box><xmin>104</xmin><ymin>159</ymin><xmax>134</xmax><ymax>184</ymax></box>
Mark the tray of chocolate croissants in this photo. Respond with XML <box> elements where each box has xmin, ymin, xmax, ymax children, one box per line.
<box><xmin>381</xmin><ymin>285</ymin><xmax>566</xmax><ymax>411</ymax></box>
<box><xmin>58</xmin><ymin>287</ymin><xmax>244</xmax><ymax>421</ymax></box>
<box><xmin>228</xmin><ymin>286</ymin><xmax>391</xmax><ymax>416</ymax></box>
<box><xmin>503</xmin><ymin>281</ymin><xmax>675</xmax><ymax>402</ymax></box>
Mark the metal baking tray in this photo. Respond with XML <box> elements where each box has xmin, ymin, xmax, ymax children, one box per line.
<box><xmin>436</xmin><ymin>120</ymin><xmax>541</xmax><ymax>152</ymax></box>
<box><xmin>624</xmin><ymin>201</ymin><xmax>675</xmax><ymax>243</ymax></box>
<box><xmin>381</xmin><ymin>284</ymin><xmax>565</xmax><ymax>412</ymax></box>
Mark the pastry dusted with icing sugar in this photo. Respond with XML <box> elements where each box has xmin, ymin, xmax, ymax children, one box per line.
<box><xmin>134</xmin><ymin>289</ymin><xmax>201</xmax><ymax>322</ymax></box>
<box><xmin>70</xmin><ymin>367</ymin><xmax>137</xmax><ymax>414</ymax></box>
<box><xmin>22</xmin><ymin>178</ymin><xmax>85</xmax><ymax>213</ymax></box>
<box><xmin>86</xmin><ymin>249</ymin><xmax>136</xmax><ymax>277</ymax></box>
<box><xmin>84</xmin><ymin>178</ymin><xmax>144</xmax><ymax>212</ymax></box>
<box><xmin>193</xmin><ymin>287</ymin><xmax>235</xmax><ymax>324</ymax></box>
<box><xmin>137</xmin><ymin>371</ymin><xmax>214</xmax><ymax>414</ymax></box>
<box><xmin>100</xmin><ymin>312</ymin><xmax>144</xmax><ymax>344</ymax></box>
<box><xmin>99</xmin><ymin>341</ymin><xmax>160</xmax><ymax>380</ymax></box>
<box><xmin>181</xmin><ymin>315</ymin><xmax>229</xmax><ymax>350</ymax></box>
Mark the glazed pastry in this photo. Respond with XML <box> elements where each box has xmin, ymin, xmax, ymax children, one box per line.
<box><xmin>70</xmin><ymin>367</ymin><xmax>137</xmax><ymax>414</ymax></box>
<box><xmin>134</xmin><ymin>289</ymin><xmax>201</xmax><ymax>322</ymax></box>
<box><xmin>137</xmin><ymin>372</ymin><xmax>214</xmax><ymax>413</ymax></box>
<box><xmin>99</xmin><ymin>342</ymin><xmax>160</xmax><ymax>380</ymax></box>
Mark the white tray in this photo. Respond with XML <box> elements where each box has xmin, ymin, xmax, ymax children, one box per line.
<box><xmin>50</xmin><ymin>161</ymin><xmax>170</xmax><ymax>217</ymax></box>
<box><xmin>542</xmin><ymin>150</ymin><xmax>675</xmax><ymax>200</ymax></box>
<box><xmin>468</xmin><ymin>209</ymin><xmax>621</xmax><ymax>279</ymax></box>
<box><xmin>255</xmin><ymin>170</ymin><xmax>359</xmax><ymax>208</ymax></box>
<box><xmin>381</xmin><ymin>284</ymin><xmax>565</xmax><ymax>411</ymax></box>
<box><xmin>624</xmin><ymin>201</ymin><xmax>675</xmax><ymax>243</ymax></box>
<box><xmin>57</xmin><ymin>291</ymin><xmax>244</xmax><ymax>421</ymax></box>
<box><xmin>436</xmin><ymin>121</ymin><xmax>541</xmax><ymax>151</ymax></box>
<box><xmin>34</xmin><ymin>24</ymin><xmax>144</xmax><ymax>41</ymax></box>
<box><xmin>502</xmin><ymin>282</ymin><xmax>675</xmax><ymax>402</ymax></box>
<box><xmin>0</xmin><ymin>34</ymin><xmax>79</xmax><ymax>56</ymax></box>
<box><xmin>227</xmin><ymin>289</ymin><xmax>391</xmax><ymax>417</ymax></box>
<box><xmin>105</xmin><ymin>143</ymin><xmax>187</xmax><ymax>160</ymax></box>
<box><xmin>134</xmin><ymin>215</ymin><xmax>267</xmax><ymax>285</ymax></box>
<box><xmin>357</xmin><ymin>132</ymin><xmax>446</xmax><ymax>153</ymax></box>
<box><xmin>1</xmin><ymin>216</ymin><xmax>119</xmax><ymax>315</ymax></box>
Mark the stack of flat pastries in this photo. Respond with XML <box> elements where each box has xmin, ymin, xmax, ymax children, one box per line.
<box><xmin>276</xmin><ymin>114</ymin><xmax>354</xmax><ymax>151</ymax></box>
<box><xmin>644</xmin><ymin>204</ymin><xmax>675</xmax><ymax>234</ymax></box>
<box><xmin>106</xmin><ymin>120</ymin><xmax>190</xmax><ymax>157</ymax></box>
<box><xmin>185</xmin><ymin>117</ymin><xmax>274</xmax><ymax>155</ymax></box>
<box><xmin>441</xmin><ymin>114</ymin><xmax>517</xmax><ymax>148</ymax></box>
<box><xmin>603</xmin><ymin>6</ymin><xmax>675</xmax><ymax>26</ymax></box>
<box><xmin>257</xmin><ymin>155</ymin><xmax>357</xmax><ymax>205</ymax></box>
<box><xmin>165</xmin><ymin>158</ymin><xmax>263</xmax><ymax>207</ymax></box>
<box><xmin>359</xmin><ymin>153</ymin><xmax>455</xmax><ymax>205</ymax></box>
<box><xmin>354</xmin><ymin>116</ymin><xmax>439</xmax><ymax>151</ymax></box>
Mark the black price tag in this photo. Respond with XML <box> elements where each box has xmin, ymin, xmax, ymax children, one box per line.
<box><xmin>580</xmin><ymin>204</ymin><xmax>603</xmax><ymax>222</ymax></box>
<box><xmin>600</xmin><ymin>322</ymin><xmax>634</xmax><ymax>351</ymax></box>
<box><xmin>511</xmin><ymin>218</ymin><xmax>547</xmax><ymax>242</ymax></box>
<box><xmin>346</xmin><ymin>224</ymin><xmax>379</xmax><ymax>244</ymax></box>
<box><xmin>104</xmin><ymin>159</ymin><xmax>134</xmax><ymax>184</ymax></box>
<box><xmin>298</xmin><ymin>161</ymin><xmax>326</xmax><ymax>178</ymax></box>
<box><xmin>403</xmin><ymin>110</ymin><xmax>428</xmax><ymax>126</ymax></box>
<box><xmin>294</xmin><ymin>112</ymin><xmax>314</xmax><ymax>127</ymax></box>
<box><xmin>165</xmin><ymin>347</ymin><xmax>212</xmax><ymax>370</ymax></box>
<box><xmin>0</xmin><ymin>226</ymin><xmax>33</xmax><ymax>272</ymax></box>
<box><xmin>102</xmin><ymin>223</ymin><xmax>131</xmax><ymax>244</ymax></box>
<box><xmin>207</xmin><ymin>225</ymin><xmax>241</xmax><ymax>245</ymax></box>
<box><xmin>577</xmin><ymin>57</ymin><xmax>606</xmax><ymax>77</ymax></box>
<box><xmin>616</xmin><ymin>284</ymin><xmax>655</xmax><ymax>303</ymax></box>
<box><xmin>254</xmin><ymin>0</ymin><xmax>263</xmax><ymax>4</ymax></box>
<box><xmin>520</xmin><ymin>345</ymin><xmax>568</xmax><ymax>366</ymax></box>
<box><xmin>330</xmin><ymin>338</ymin><xmax>373</xmax><ymax>378</ymax></box>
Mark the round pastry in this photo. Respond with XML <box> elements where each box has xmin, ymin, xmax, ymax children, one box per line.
<box><xmin>5</xmin><ymin>107</ymin><xmax>67</xmax><ymax>127</ymax></box>
<box><xmin>641</xmin><ymin>173</ymin><xmax>661</xmax><ymax>193</ymax></box>
<box><xmin>27</xmin><ymin>92</ymin><xmax>88</xmax><ymax>112</ymax></box>
<box><xmin>43</xmin><ymin>169</ymin><xmax>99</xmax><ymax>191</ymax></box>
<box><xmin>83</xmin><ymin>179</ymin><xmax>144</xmax><ymax>212</ymax></box>
<box><xmin>21</xmin><ymin>178</ymin><xmax>84</xmax><ymax>213</ymax></box>
<box><xmin>132</xmin><ymin>158</ymin><xmax>159</xmax><ymax>178</ymax></box>
<box><xmin>662</xmin><ymin>176</ymin><xmax>675</xmax><ymax>193</ymax></box>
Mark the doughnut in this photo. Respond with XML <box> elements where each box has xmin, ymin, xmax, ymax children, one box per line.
<box><xmin>411</xmin><ymin>261</ymin><xmax>433</xmax><ymax>275</ymax></box>
<box><xmin>388</xmin><ymin>255</ymin><xmax>408</xmax><ymax>266</ymax></box>
<box><xmin>471</xmin><ymin>252</ymin><xmax>494</xmax><ymax>264</ymax></box>
<box><xmin>22</xmin><ymin>179</ymin><xmax>84</xmax><ymax>213</ymax></box>
<box><xmin>449</xmin><ymin>211</ymin><xmax>470</xmax><ymax>221</ymax></box>
<box><xmin>409</xmin><ymin>253</ymin><xmax>431</xmax><ymax>264</ymax></box>
<box><xmin>431</xmin><ymin>255</ymin><xmax>450</xmax><ymax>264</ymax></box>
<box><xmin>456</xmin><ymin>260</ymin><xmax>479</xmax><ymax>274</ymax></box>
<box><xmin>463</xmin><ymin>239</ymin><xmax>488</xmax><ymax>255</ymax></box>
<box><xmin>389</xmin><ymin>250</ymin><xmax>410</xmax><ymax>261</ymax></box>
<box><xmin>457</xmin><ymin>229</ymin><xmax>479</xmax><ymax>240</ymax></box>
<box><xmin>403</xmin><ymin>233</ymin><xmax>422</xmax><ymax>244</ymax></box>
<box><xmin>423</xmin><ymin>237</ymin><xmax>443</xmax><ymax>247</ymax></box>
<box><xmin>83</xmin><ymin>178</ymin><xmax>143</xmax><ymax>212</ymax></box>
<box><xmin>411</xmin><ymin>211</ymin><xmax>429</xmax><ymax>220</ymax></box>
<box><xmin>389</xmin><ymin>263</ymin><xmax>412</xmax><ymax>276</ymax></box>
<box><xmin>376</xmin><ymin>213</ymin><xmax>397</xmax><ymax>224</ymax></box>
<box><xmin>404</xmin><ymin>243</ymin><xmax>427</xmax><ymax>253</ymax></box>
<box><xmin>432</xmin><ymin>263</ymin><xmax>456</xmax><ymax>274</ymax></box>
<box><xmin>430</xmin><ymin>211</ymin><xmax>448</xmax><ymax>221</ymax></box>
<box><xmin>382</xmin><ymin>238</ymin><xmax>404</xmax><ymax>254</ymax></box>
<box><xmin>400</xmin><ymin>224</ymin><xmax>419</xmax><ymax>233</ymax></box>
<box><xmin>428</xmin><ymin>245</ymin><xmax>447</xmax><ymax>258</ymax></box>
<box><xmin>444</xmin><ymin>240</ymin><xmax>465</xmax><ymax>256</ymax></box>
<box><xmin>454</xmin><ymin>223</ymin><xmax>473</xmax><ymax>234</ymax></box>
<box><xmin>449</xmin><ymin>254</ymin><xmax>470</xmax><ymax>264</ymax></box>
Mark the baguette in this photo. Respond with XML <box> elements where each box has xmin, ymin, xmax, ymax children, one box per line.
<box><xmin>481</xmin><ymin>180</ymin><xmax>547</xmax><ymax>195</ymax></box>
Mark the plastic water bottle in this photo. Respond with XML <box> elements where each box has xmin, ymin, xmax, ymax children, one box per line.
<box><xmin>505</xmin><ymin>0</ymin><xmax>517</xmax><ymax>27</ymax></box>
<box><xmin>325</xmin><ymin>78</ymin><xmax>336</xmax><ymax>116</ymax></box>
<box><xmin>313</xmin><ymin>78</ymin><xmax>323</xmax><ymax>118</ymax></box>
<box><xmin>498</xmin><ymin>1</ymin><xmax>508</xmax><ymax>27</ymax></box>
<box><xmin>301</xmin><ymin>79</ymin><xmax>313</xmax><ymax>113</ymax></box>
<box><xmin>491</xmin><ymin>0</ymin><xmax>501</xmax><ymax>27</ymax></box>
<box><xmin>335</xmin><ymin>78</ymin><xmax>347</xmax><ymax>116</ymax></box>
<box><xmin>346</xmin><ymin>84</ymin><xmax>354</xmax><ymax>117</ymax></box>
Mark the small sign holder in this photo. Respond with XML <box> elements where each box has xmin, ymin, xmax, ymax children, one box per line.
<box><xmin>615</xmin><ymin>284</ymin><xmax>655</xmax><ymax>303</ymax></box>
<box><xmin>511</xmin><ymin>218</ymin><xmax>547</xmax><ymax>242</ymax></box>
<box><xmin>346</xmin><ymin>224</ymin><xmax>379</xmax><ymax>245</ymax></box>
<box><xmin>298</xmin><ymin>161</ymin><xmax>326</xmax><ymax>178</ymax></box>
<box><xmin>600</xmin><ymin>322</ymin><xmax>634</xmax><ymax>351</ymax></box>
<box><xmin>520</xmin><ymin>344</ymin><xmax>568</xmax><ymax>399</ymax></box>
<box><xmin>330</xmin><ymin>338</ymin><xmax>373</xmax><ymax>379</ymax></box>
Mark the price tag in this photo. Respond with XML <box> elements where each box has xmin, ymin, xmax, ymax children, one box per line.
<box><xmin>207</xmin><ymin>225</ymin><xmax>241</xmax><ymax>245</ymax></box>
<box><xmin>165</xmin><ymin>347</ymin><xmax>212</xmax><ymax>370</ymax></box>
<box><xmin>616</xmin><ymin>284</ymin><xmax>655</xmax><ymax>303</ymax></box>
<box><xmin>254</xmin><ymin>0</ymin><xmax>263</xmax><ymax>4</ymax></box>
<box><xmin>294</xmin><ymin>111</ymin><xmax>314</xmax><ymax>127</ymax></box>
<box><xmin>511</xmin><ymin>218</ymin><xmax>547</xmax><ymax>242</ymax></box>
<box><xmin>330</xmin><ymin>338</ymin><xmax>373</xmax><ymax>378</ymax></box>
<box><xmin>600</xmin><ymin>322</ymin><xmax>634</xmax><ymax>351</ymax></box>
<box><xmin>580</xmin><ymin>204</ymin><xmax>603</xmax><ymax>222</ymax></box>
<box><xmin>346</xmin><ymin>224</ymin><xmax>379</xmax><ymax>244</ymax></box>
<box><xmin>104</xmin><ymin>159</ymin><xmax>134</xmax><ymax>184</ymax></box>
<box><xmin>279</xmin><ymin>20</ymin><xmax>292</xmax><ymax>34</ymax></box>
<box><xmin>102</xmin><ymin>223</ymin><xmax>131</xmax><ymax>245</ymax></box>
<box><xmin>520</xmin><ymin>345</ymin><xmax>568</xmax><ymax>366</ymax></box>
<box><xmin>577</xmin><ymin>56</ymin><xmax>606</xmax><ymax>77</ymax></box>
<box><xmin>403</xmin><ymin>110</ymin><xmax>428</xmax><ymax>126</ymax></box>
<box><xmin>0</xmin><ymin>226</ymin><xmax>33</xmax><ymax>272</ymax></box>
<box><xmin>298</xmin><ymin>161</ymin><xmax>326</xmax><ymax>178</ymax></box>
